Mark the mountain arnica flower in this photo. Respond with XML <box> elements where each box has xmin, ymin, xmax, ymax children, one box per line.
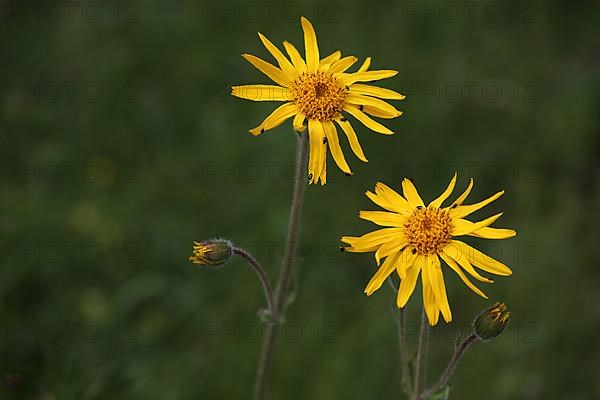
<box><xmin>232</xmin><ymin>17</ymin><xmax>404</xmax><ymax>184</ymax></box>
<box><xmin>341</xmin><ymin>174</ymin><xmax>516</xmax><ymax>325</ymax></box>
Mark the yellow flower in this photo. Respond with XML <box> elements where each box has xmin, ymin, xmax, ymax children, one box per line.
<box><xmin>232</xmin><ymin>17</ymin><xmax>404</xmax><ymax>185</ymax></box>
<box><xmin>341</xmin><ymin>174</ymin><xmax>516</xmax><ymax>325</ymax></box>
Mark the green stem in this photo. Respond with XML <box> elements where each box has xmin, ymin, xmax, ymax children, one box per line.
<box><xmin>233</xmin><ymin>247</ymin><xmax>274</xmax><ymax>315</ymax></box>
<box><xmin>412</xmin><ymin>308</ymin><xmax>429</xmax><ymax>400</ymax></box>
<box><xmin>388</xmin><ymin>276</ymin><xmax>412</xmax><ymax>395</ymax></box>
<box><xmin>253</xmin><ymin>132</ymin><xmax>309</xmax><ymax>400</ymax></box>
<box><xmin>420</xmin><ymin>334</ymin><xmax>478</xmax><ymax>399</ymax></box>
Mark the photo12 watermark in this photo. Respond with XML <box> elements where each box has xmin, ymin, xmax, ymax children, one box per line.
<box><xmin>200</xmin><ymin>1</ymin><xmax>340</xmax><ymax>23</ymax></box>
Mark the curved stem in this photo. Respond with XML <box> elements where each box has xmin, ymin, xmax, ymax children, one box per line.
<box><xmin>420</xmin><ymin>334</ymin><xmax>478</xmax><ymax>399</ymax></box>
<box><xmin>412</xmin><ymin>308</ymin><xmax>429</xmax><ymax>400</ymax></box>
<box><xmin>233</xmin><ymin>247</ymin><xmax>274</xmax><ymax>315</ymax></box>
<box><xmin>253</xmin><ymin>132</ymin><xmax>309</xmax><ymax>400</ymax></box>
<box><xmin>388</xmin><ymin>276</ymin><xmax>413</xmax><ymax>395</ymax></box>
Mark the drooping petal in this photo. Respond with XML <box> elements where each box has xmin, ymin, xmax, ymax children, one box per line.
<box><xmin>450</xmin><ymin>190</ymin><xmax>505</xmax><ymax>219</ymax></box>
<box><xmin>346</xmin><ymin>94</ymin><xmax>402</xmax><ymax>118</ymax></box>
<box><xmin>334</xmin><ymin>117</ymin><xmax>367</xmax><ymax>162</ymax></box>
<box><xmin>231</xmin><ymin>85</ymin><xmax>292</xmax><ymax>101</ymax></box>
<box><xmin>428</xmin><ymin>255</ymin><xmax>452</xmax><ymax>322</ymax></box>
<box><xmin>293</xmin><ymin>112</ymin><xmax>306</xmax><ymax>132</ymax></box>
<box><xmin>343</xmin><ymin>104</ymin><xmax>394</xmax><ymax>135</ymax></box>
<box><xmin>397</xmin><ymin>261</ymin><xmax>421</xmax><ymax>308</ymax></box>
<box><xmin>323</xmin><ymin>120</ymin><xmax>351</xmax><ymax>174</ymax></box>
<box><xmin>451</xmin><ymin>240</ymin><xmax>512</xmax><ymax>276</ymax></box>
<box><xmin>301</xmin><ymin>17</ymin><xmax>319</xmax><ymax>72</ymax></box>
<box><xmin>341</xmin><ymin>228</ymin><xmax>405</xmax><ymax>252</ymax></box>
<box><xmin>283</xmin><ymin>41</ymin><xmax>307</xmax><ymax>74</ymax></box>
<box><xmin>469</xmin><ymin>227</ymin><xmax>517</xmax><ymax>239</ymax></box>
<box><xmin>421</xmin><ymin>259</ymin><xmax>440</xmax><ymax>325</ymax></box>
<box><xmin>429</xmin><ymin>173</ymin><xmax>457</xmax><ymax>208</ymax></box>
<box><xmin>441</xmin><ymin>244</ymin><xmax>493</xmax><ymax>283</ymax></box>
<box><xmin>350</xmin><ymin>83</ymin><xmax>406</xmax><ymax>100</ymax></box>
<box><xmin>452</xmin><ymin>213</ymin><xmax>503</xmax><ymax>236</ymax></box>
<box><xmin>329</xmin><ymin>56</ymin><xmax>358</xmax><ymax>74</ymax></box>
<box><xmin>402</xmin><ymin>178</ymin><xmax>425</xmax><ymax>208</ymax></box>
<box><xmin>257</xmin><ymin>33</ymin><xmax>297</xmax><ymax>78</ymax></box>
<box><xmin>439</xmin><ymin>252</ymin><xmax>488</xmax><ymax>299</ymax></box>
<box><xmin>365</xmin><ymin>251</ymin><xmax>400</xmax><ymax>295</ymax></box>
<box><xmin>307</xmin><ymin>119</ymin><xmax>327</xmax><ymax>184</ymax></box>
<box><xmin>249</xmin><ymin>102</ymin><xmax>298</xmax><ymax>135</ymax></box>
<box><xmin>242</xmin><ymin>54</ymin><xmax>290</xmax><ymax>87</ymax></box>
<box><xmin>359</xmin><ymin>210</ymin><xmax>408</xmax><ymax>227</ymax></box>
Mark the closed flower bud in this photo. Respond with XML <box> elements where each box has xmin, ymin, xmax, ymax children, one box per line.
<box><xmin>189</xmin><ymin>239</ymin><xmax>233</xmax><ymax>267</ymax></box>
<box><xmin>473</xmin><ymin>302</ymin><xmax>510</xmax><ymax>341</ymax></box>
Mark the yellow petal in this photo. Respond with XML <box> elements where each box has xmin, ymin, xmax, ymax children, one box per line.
<box><xmin>301</xmin><ymin>16</ymin><xmax>319</xmax><ymax>72</ymax></box>
<box><xmin>451</xmin><ymin>240</ymin><xmax>512</xmax><ymax>276</ymax></box>
<box><xmin>231</xmin><ymin>85</ymin><xmax>292</xmax><ymax>101</ymax></box>
<box><xmin>397</xmin><ymin>261</ymin><xmax>421</xmax><ymax>307</ymax></box>
<box><xmin>375</xmin><ymin>182</ymin><xmax>412</xmax><ymax>214</ymax></box>
<box><xmin>449</xmin><ymin>178</ymin><xmax>474</xmax><ymax>208</ymax></box>
<box><xmin>307</xmin><ymin>119</ymin><xmax>327</xmax><ymax>184</ymax></box>
<box><xmin>350</xmin><ymin>83</ymin><xmax>406</xmax><ymax>100</ymax></box>
<box><xmin>249</xmin><ymin>102</ymin><xmax>298</xmax><ymax>135</ymax></box>
<box><xmin>469</xmin><ymin>227</ymin><xmax>517</xmax><ymax>239</ymax></box>
<box><xmin>452</xmin><ymin>213</ymin><xmax>503</xmax><ymax>236</ymax></box>
<box><xmin>242</xmin><ymin>54</ymin><xmax>290</xmax><ymax>87</ymax></box>
<box><xmin>257</xmin><ymin>33</ymin><xmax>297</xmax><ymax>78</ymax></box>
<box><xmin>365</xmin><ymin>251</ymin><xmax>400</xmax><ymax>295</ymax></box>
<box><xmin>293</xmin><ymin>112</ymin><xmax>306</xmax><ymax>132</ymax></box>
<box><xmin>359</xmin><ymin>210</ymin><xmax>408</xmax><ymax>227</ymax></box>
<box><xmin>334</xmin><ymin>117</ymin><xmax>367</xmax><ymax>162</ymax></box>
<box><xmin>451</xmin><ymin>190</ymin><xmax>504</xmax><ymax>219</ymax></box>
<box><xmin>341</xmin><ymin>228</ymin><xmax>404</xmax><ymax>252</ymax></box>
<box><xmin>441</xmin><ymin>244</ymin><xmax>493</xmax><ymax>283</ymax></box>
<box><xmin>362</xmin><ymin>105</ymin><xmax>398</xmax><ymax>119</ymax></box>
<box><xmin>339</xmin><ymin>70</ymin><xmax>398</xmax><ymax>86</ymax></box>
<box><xmin>401</xmin><ymin>178</ymin><xmax>425</xmax><ymax>208</ymax></box>
<box><xmin>374</xmin><ymin>238</ymin><xmax>407</xmax><ymax>266</ymax></box>
<box><xmin>323</xmin><ymin>120</ymin><xmax>351</xmax><ymax>174</ymax></box>
<box><xmin>358</xmin><ymin>57</ymin><xmax>371</xmax><ymax>72</ymax></box>
<box><xmin>346</xmin><ymin>94</ymin><xmax>402</xmax><ymax>118</ymax></box>
<box><xmin>421</xmin><ymin>260</ymin><xmax>440</xmax><ymax>325</ymax></box>
<box><xmin>428</xmin><ymin>255</ymin><xmax>452</xmax><ymax>323</ymax></box>
<box><xmin>439</xmin><ymin>252</ymin><xmax>488</xmax><ymax>299</ymax></box>
<box><xmin>343</xmin><ymin>104</ymin><xmax>394</xmax><ymax>135</ymax></box>
<box><xmin>283</xmin><ymin>41</ymin><xmax>307</xmax><ymax>74</ymax></box>
<box><xmin>319</xmin><ymin>50</ymin><xmax>341</xmax><ymax>70</ymax></box>
<box><xmin>330</xmin><ymin>56</ymin><xmax>358</xmax><ymax>74</ymax></box>
<box><xmin>429</xmin><ymin>173</ymin><xmax>457</xmax><ymax>209</ymax></box>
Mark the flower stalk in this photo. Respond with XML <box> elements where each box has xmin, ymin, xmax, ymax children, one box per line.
<box><xmin>253</xmin><ymin>131</ymin><xmax>309</xmax><ymax>400</ymax></box>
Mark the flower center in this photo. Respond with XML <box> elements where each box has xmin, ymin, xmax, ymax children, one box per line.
<box><xmin>290</xmin><ymin>72</ymin><xmax>347</xmax><ymax>121</ymax></box>
<box><xmin>404</xmin><ymin>207</ymin><xmax>453</xmax><ymax>255</ymax></box>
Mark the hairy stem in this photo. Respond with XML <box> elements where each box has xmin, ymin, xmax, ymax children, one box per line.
<box><xmin>420</xmin><ymin>334</ymin><xmax>478</xmax><ymax>399</ymax></box>
<box><xmin>388</xmin><ymin>276</ymin><xmax>413</xmax><ymax>395</ymax></box>
<box><xmin>253</xmin><ymin>132</ymin><xmax>309</xmax><ymax>400</ymax></box>
<box><xmin>233</xmin><ymin>247</ymin><xmax>274</xmax><ymax>315</ymax></box>
<box><xmin>412</xmin><ymin>308</ymin><xmax>430</xmax><ymax>400</ymax></box>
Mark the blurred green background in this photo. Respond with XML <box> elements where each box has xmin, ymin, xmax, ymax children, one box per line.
<box><xmin>1</xmin><ymin>0</ymin><xmax>599</xmax><ymax>398</ymax></box>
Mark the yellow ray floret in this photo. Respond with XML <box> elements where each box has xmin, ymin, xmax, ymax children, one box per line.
<box><xmin>231</xmin><ymin>16</ymin><xmax>405</xmax><ymax>185</ymax></box>
<box><xmin>341</xmin><ymin>174</ymin><xmax>516</xmax><ymax>325</ymax></box>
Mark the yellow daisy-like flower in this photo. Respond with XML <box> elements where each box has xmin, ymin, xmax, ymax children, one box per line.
<box><xmin>341</xmin><ymin>174</ymin><xmax>516</xmax><ymax>326</ymax></box>
<box><xmin>231</xmin><ymin>17</ymin><xmax>405</xmax><ymax>185</ymax></box>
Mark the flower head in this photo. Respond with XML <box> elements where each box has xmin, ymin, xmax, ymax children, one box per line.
<box><xmin>232</xmin><ymin>17</ymin><xmax>405</xmax><ymax>185</ymax></box>
<box><xmin>474</xmin><ymin>302</ymin><xmax>510</xmax><ymax>341</ymax></box>
<box><xmin>341</xmin><ymin>174</ymin><xmax>516</xmax><ymax>325</ymax></box>
<box><xmin>189</xmin><ymin>239</ymin><xmax>233</xmax><ymax>267</ymax></box>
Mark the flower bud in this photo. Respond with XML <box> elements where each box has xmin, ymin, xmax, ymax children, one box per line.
<box><xmin>473</xmin><ymin>302</ymin><xmax>510</xmax><ymax>341</ymax></box>
<box><xmin>189</xmin><ymin>239</ymin><xmax>233</xmax><ymax>267</ymax></box>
